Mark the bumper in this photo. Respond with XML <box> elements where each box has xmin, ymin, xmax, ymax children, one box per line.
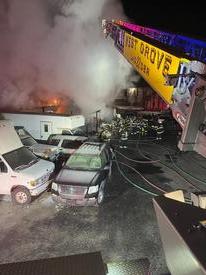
<box><xmin>52</xmin><ymin>194</ymin><xmax>97</xmax><ymax>206</ymax></box>
<box><xmin>30</xmin><ymin>180</ymin><xmax>51</xmax><ymax>196</ymax></box>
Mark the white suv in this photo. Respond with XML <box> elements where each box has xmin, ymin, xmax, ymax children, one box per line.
<box><xmin>47</xmin><ymin>134</ymin><xmax>88</xmax><ymax>156</ymax></box>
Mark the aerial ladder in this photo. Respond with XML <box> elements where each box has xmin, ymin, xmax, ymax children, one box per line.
<box><xmin>102</xmin><ymin>19</ymin><xmax>206</xmax><ymax>158</ymax></box>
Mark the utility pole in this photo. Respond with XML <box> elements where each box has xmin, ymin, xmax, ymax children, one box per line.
<box><xmin>95</xmin><ymin>110</ymin><xmax>101</xmax><ymax>133</ymax></box>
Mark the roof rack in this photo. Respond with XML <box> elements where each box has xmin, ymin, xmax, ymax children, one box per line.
<box><xmin>76</xmin><ymin>142</ymin><xmax>105</xmax><ymax>155</ymax></box>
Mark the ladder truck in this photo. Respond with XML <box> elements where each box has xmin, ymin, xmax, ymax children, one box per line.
<box><xmin>102</xmin><ymin>19</ymin><xmax>206</xmax><ymax>158</ymax></box>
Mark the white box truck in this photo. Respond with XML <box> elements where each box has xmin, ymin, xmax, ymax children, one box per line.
<box><xmin>2</xmin><ymin>112</ymin><xmax>85</xmax><ymax>141</ymax></box>
<box><xmin>0</xmin><ymin>120</ymin><xmax>55</xmax><ymax>205</ymax></box>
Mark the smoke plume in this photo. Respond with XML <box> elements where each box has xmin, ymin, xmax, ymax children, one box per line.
<box><xmin>0</xmin><ymin>0</ymin><xmax>133</xmax><ymax>117</ymax></box>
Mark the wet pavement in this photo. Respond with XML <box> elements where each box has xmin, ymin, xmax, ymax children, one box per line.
<box><xmin>1</xmin><ymin>135</ymin><xmax>206</xmax><ymax>274</ymax></box>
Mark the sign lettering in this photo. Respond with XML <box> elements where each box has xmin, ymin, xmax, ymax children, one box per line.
<box><xmin>123</xmin><ymin>33</ymin><xmax>185</xmax><ymax>104</ymax></box>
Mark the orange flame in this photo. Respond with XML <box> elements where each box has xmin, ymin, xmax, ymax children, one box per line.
<box><xmin>41</xmin><ymin>96</ymin><xmax>69</xmax><ymax>114</ymax></box>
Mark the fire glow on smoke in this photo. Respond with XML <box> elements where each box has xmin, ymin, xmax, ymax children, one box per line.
<box><xmin>0</xmin><ymin>0</ymin><xmax>133</xmax><ymax>117</ymax></box>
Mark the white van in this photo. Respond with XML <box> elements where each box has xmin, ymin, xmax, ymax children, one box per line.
<box><xmin>47</xmin><ymin>134</ymin><xmax>88</xmax><ymax>156</ymax></box>
<box><xmin>0</xmin><ymin>120</ymin><xmax>55</xmax><ymax>205</ymax></box>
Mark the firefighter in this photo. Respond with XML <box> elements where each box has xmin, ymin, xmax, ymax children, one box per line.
<box><xmin>140</xmin><ymin>119</ymin><xmax>148</xmax><ymax>137</ymax></box>
<box><xmin>119</xmin><ymin>130</ymin><xmax>128</xmax><ymax>148</ymax></box>
<box><xmin>156</xmin><ymin>119</ymin><xmax>165</xmax><ymax>140</ymax></box>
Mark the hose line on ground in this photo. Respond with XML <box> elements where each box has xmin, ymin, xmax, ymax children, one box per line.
<box><xmin>114</xmin><ymin>149</ymin><xmax>160</xmax><ymax>164</ymax></box>
<box><xmin>116</xmin><ymin>160</ymin><xmax>167</xmax><ymax>194</ymax></box>
<box><xmin>134</xmin><ymin>142</ymin><xmax>202</xmax><ymax>192</ymax></box>
<box><xmin>113</xmin><ymin>155</ymin><xmax>158</xmax><ymax>196</ymax></box>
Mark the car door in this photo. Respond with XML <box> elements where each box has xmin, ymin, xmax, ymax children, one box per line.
<box><xmin>100</xmin><ymin>151</ymin><xmax>111</xmax><ymax>180</ymax></box>
<box><xmin>104</xmin><ymin>147</ymin><xmax>113</xmax><ymax>178</ymax></box>
<box><xmin>0</xmin><ymin>158</ymin><xmax>12</xmax><ymax>195</ymax></box>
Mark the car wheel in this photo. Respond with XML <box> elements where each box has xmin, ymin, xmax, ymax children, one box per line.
<box><xmin>97</xmin><ymin>181</ymin><xmax>106</xmax><ymax>205</ymax></box>
<box><xmin>11</xmin><ymin>187</ymin><xmax>32</xmax><ymax>205</ymax></box>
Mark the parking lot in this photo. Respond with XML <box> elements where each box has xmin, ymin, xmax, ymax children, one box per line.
<box><xmin>1</xmin><ymin>136</ymin><xmax>206</xmax><ymax>274</ymax></box>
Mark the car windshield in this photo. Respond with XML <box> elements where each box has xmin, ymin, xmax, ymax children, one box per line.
<box><xmin>62</xmin><ymin>140</ymin><xmax>84</xmax><ymax>149</ymax></box>
<box><xmin>66</xmin><ymin>154</ymin><xmax>102</xmax><ymax>170</ymax></box>
<box><xmin>3</xmin><ymin>147</ymin><xmax>38</xmax><ymax>171</ymax></box>
<box><xmin>22</xmin><ymin>137</ymin><xmax>37</xmax><ymax>147</ymax></box>
<box><xmin>48</xmin><ymin>138</ymin><xmax>60</xmax><ymax>146</ymax></box>
<box><xmin>72</xmin><ymin>129</ymin><xmax>86</xmax><ymax>136</ymax></box>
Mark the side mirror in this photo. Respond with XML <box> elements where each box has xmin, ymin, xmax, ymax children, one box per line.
<box><xmin>103</xmin><ymin>164</ymin><xmax>110</xmax><ymax>170</ymax></box>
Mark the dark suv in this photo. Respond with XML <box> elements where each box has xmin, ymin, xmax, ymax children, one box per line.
<box><xmin>51</xmin><ymin>142</ymin><xmax>113</xmax><ymax>206</ymax></box>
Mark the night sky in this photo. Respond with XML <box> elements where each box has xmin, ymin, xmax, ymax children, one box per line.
<box><xmin>121</xmin><ymin>1</ymin><xmax>206</xmax><ymax>39</ymax></box>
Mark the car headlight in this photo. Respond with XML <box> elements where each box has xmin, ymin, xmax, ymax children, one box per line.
<box><xmin>43</xmin><ymin>149</ymin><xmax>52</xmax><ymax>158</ymax></box>
<box><xmin>29</xmin><ymin>180</ymin><xmax>37</xmax><ymax>187</ymax></box>
<box><xmin>52</xmin><ymin>182</ymin><xmax>58</xmax><ymax>192</ymax></box>
<box><xmin>88</xmin><ymin>185</ymin><xmax>99</xmax><ymax>194</ymax></box>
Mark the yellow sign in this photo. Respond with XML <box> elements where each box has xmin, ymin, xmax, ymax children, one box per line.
<box><xmin>123</xmin><ymin>33</ymin><xmax>185</xmax><ymax>104</ymax></box>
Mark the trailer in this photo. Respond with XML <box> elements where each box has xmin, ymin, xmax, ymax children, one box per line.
<box><xmin>2</xmin><ymin>112</ymin><xmax>85</xmax><ymax>141</ymax></box>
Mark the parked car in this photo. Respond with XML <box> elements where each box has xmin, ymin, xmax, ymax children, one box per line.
<box><xmin>51</xmin><ymin>142</ymin><xmax>114</xmax><ymax>206</ymax></box>
<box><xmin>47</xmin><ymin>134</ymin><xmax>88</xmax><ymax>157</ymax></box>
<box><xmin>62</xmin><ymin>126</ymin><xmax>87</xmax><ymax>136</ymax></box>
<box><xmin>15</xmin><ymin>127</ymin><xmax>60</xmax><ymax>162</ymax></box>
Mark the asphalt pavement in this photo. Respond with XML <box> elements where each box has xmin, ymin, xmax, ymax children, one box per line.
<box><xmin>1</xmin><ymin>134</ymin><xmax>206</xmax><ymax>274</ymax></box>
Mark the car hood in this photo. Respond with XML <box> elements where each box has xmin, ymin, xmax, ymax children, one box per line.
<box><xmin>55</xmin><ymin>168</ymin><xmax>99</xmax><ymax>186</ymax></box>
<box><xmin>31</xmin><ymin>144</ymin><xmax>58</xmax><ymax>155</ymax></box>
<box><xmin>16</xmin><ymin>159</ymin><xmax>54</xmax><ymax>180</ymax></box>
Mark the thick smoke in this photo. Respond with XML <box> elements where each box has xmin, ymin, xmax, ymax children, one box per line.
<box><xmin>0</xmin><ymin>0</ymin><xmax>133</xmax><ymax>117</ymax></box>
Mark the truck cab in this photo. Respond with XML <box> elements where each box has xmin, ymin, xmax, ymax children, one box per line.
<box><xmin>0</xmin><ymin>121</ymin><xmax>55</xmax><ymax>205</ymax></box>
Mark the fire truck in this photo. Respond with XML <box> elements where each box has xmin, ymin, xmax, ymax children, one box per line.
<box><xmin>102</xmin><ymin>19</ymin><xmax>206</xmax><ymax>158</ymax></box>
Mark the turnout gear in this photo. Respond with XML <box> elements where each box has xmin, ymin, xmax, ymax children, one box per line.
<box><xmin>156</xmin><ymin>122</ymin><xmax>164</xmax><ymax>140</ymax></box>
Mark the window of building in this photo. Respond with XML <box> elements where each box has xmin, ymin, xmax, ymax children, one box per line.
<box><xmin>44</xmin><ymin>124</ymin><xmax>49</xmax><ymax>133</ymax></box>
